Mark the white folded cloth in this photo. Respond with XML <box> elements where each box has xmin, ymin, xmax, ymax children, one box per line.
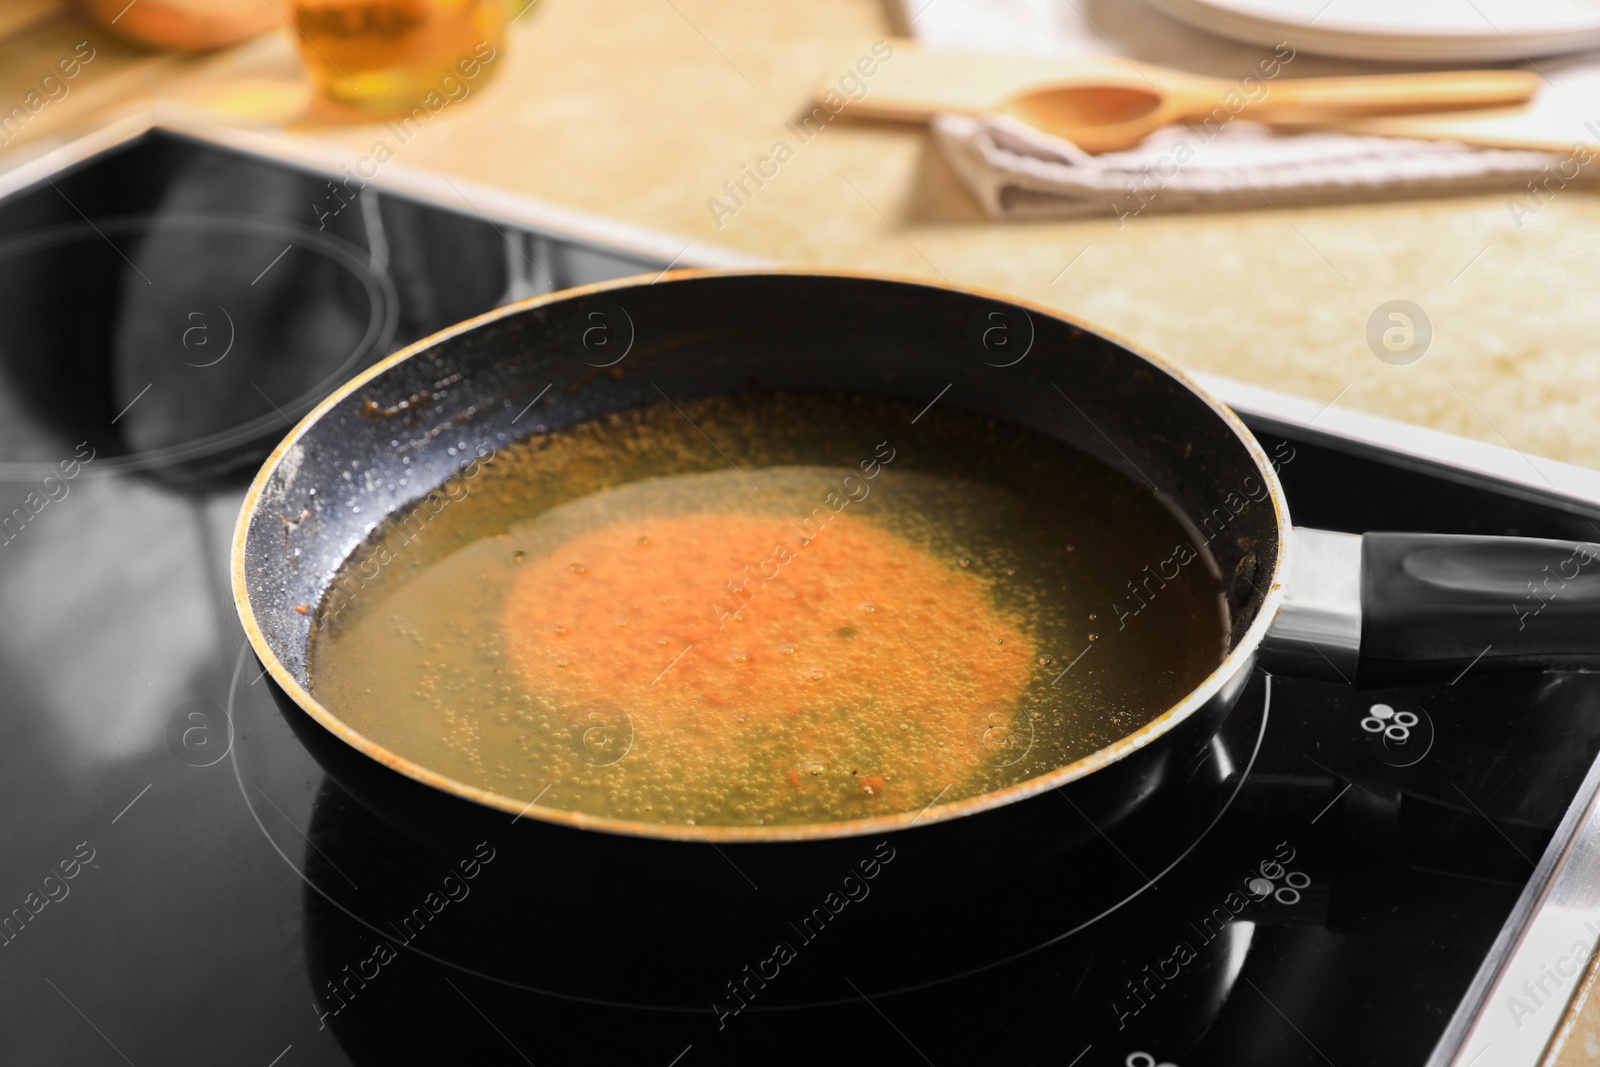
<box><xmin>932</xmin><ymin>112</ymin><xmax>1578</xmax><ymax>221</ymax></box>
<box><xmin>905</xmin><ymin>0</ymin><xmax>1597</xmax><ymax>220</ymax></box>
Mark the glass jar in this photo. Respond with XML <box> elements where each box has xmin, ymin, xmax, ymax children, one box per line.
<box><xmin>292</xmin><ymin>0</ymin><xmax>512</xmax><ymax>114</ymax></box>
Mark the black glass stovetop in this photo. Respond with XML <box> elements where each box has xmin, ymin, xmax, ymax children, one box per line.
<box><xmin>3</xmin><ymin>128</ymin><xmax>1599</xmax><ymax>1067</ymax></box>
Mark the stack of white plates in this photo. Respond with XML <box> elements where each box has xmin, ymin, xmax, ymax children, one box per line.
<box><xmin>1141</xmin><ymin>0</ymin><xmax>1600</xmax><ymax>61</ymax></box>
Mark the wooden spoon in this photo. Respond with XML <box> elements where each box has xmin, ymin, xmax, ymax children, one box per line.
<box><xmin>1002</xmin><ymin>70</ymin><xmax>1543</xmax><ymax>152</ymax></box>
<box><xmin>840</xmin><ymin>55</ymin><xmax>1542</xmax><ymax>153</ymax></box>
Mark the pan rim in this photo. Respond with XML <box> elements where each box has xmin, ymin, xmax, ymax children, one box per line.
<box><xmin>230</xmin><ymin>267</ymin><xmax>1293</xmax><ymax>844</ymax></box>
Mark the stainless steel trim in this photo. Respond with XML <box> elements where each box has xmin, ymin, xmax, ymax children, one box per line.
<box><xmin>1260</xmin><ymin>527</ymin><xmax>1361</xmax><ymax>683</ymax></box>
<box><xmin>1433</xmin><ymin>751</ymin><xmax>1600</xmax><ymax>1067</ymax></box>
<box><xmin>1428</xmin><ymin>749</ymin><xmax>1600</xmax><ymax>1067</ymax></box>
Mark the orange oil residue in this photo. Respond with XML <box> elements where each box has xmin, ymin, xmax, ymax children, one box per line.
<box><xmin>501</xmin><ymin>509</ymin><xmax>1035</xmax><ymax>806</ymax></box>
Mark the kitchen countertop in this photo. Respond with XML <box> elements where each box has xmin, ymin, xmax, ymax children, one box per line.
<box><xmin>5</xmin><ymin>3</ymin><xmax>1600</xmax><ymax>1062</ymax></box>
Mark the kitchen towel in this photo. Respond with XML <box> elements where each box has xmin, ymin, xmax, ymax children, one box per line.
<box><xmin>933</xmin><ymin>112</ymin><xmax>1579</xmax><ymax>221</ymax></box>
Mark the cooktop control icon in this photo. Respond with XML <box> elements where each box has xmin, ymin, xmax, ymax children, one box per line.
<box><xmin>1363</xmin><ymin>699</ymin><xmax>1434</xmax><ymax>767</ymax></box>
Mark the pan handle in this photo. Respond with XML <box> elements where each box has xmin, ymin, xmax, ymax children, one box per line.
<box><xmin>1261</xmin><ymin>527</ymin><xmax>1600</xmax><ymax>687</ymax></box>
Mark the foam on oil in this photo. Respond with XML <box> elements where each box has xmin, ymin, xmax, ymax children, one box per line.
<box><xmin>308</xmin><ymin>392</ymin><xmax>1228</xmax><ymax>828</ymax></box>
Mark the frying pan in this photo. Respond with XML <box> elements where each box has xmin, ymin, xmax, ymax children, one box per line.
<box><xmin>231</xmin><ymin>270</ymin><xmax>1600</xmax><ymax>906</ymax></box>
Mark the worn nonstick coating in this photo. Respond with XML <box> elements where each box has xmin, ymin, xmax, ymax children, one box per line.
<box><xmin>231</xmin><ymin>270</ymin><xmax>1290</xmax><ymax>906</ymax></box>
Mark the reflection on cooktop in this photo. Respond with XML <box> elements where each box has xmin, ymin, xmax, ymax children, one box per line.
<box><xmin>0</xmin><ymin>213</ymin><xmax>394</xmax><ymax>478</ymax></box>
<box><xmin>0</xmin><ymin>130</ymin><xmax>654</xmax><ymax>484</ymax></box>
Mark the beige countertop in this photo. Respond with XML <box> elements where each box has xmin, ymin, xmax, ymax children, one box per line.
<box><xmin>6</xmin><ymin>2</ymin><xmax>1600</xmax><ymax>1061</ymax></box>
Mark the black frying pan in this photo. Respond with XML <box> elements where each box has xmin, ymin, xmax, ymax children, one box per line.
<box><xmin>231</xmin><ymin>270</ymin><xmax>1600</xmax><ymax>907</ymax></box>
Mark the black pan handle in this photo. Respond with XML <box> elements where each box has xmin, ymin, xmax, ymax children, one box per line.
<box><xmin>1262</xmin><ymin>528</ymin><xmax>1600</xmax><ymax>687</ymax></box>
<box><xmin>1360</xmin><ymin>532</ymin><xmax>1600</xmax><ymax>686</ymax></box>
